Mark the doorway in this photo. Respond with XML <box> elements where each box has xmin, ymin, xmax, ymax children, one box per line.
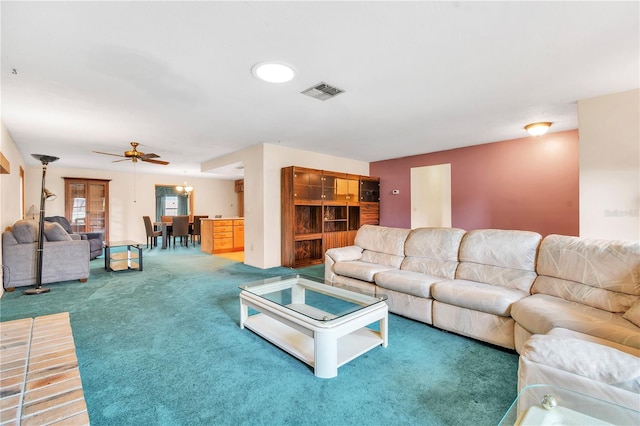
<box><xmin>410</xmin><ymin>164</ymin><xmax>452</xmax><ymax>228</ymax></box>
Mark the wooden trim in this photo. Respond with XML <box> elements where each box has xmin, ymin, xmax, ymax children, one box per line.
<box><xmin>20</xmin><ymin>166</ymin><xmax>25</xmax><ymax>219</ymax></box>
<box><xmin>0</xmin><ymin>151</ymin><xmax>10</xmax><ymax>174</ymax></box>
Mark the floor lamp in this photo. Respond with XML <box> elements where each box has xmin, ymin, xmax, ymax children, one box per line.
<box><xmin>24</xmin><ymin>154</ymin><xmax>59</xmax><ymax>295</ymax></box>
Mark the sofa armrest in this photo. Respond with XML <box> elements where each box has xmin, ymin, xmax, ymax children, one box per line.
<box><xmin>518</xmin><ymin>334</ymin><xmax>640</xmax><ymax>413</ymax></box>
<box><xmin>325</xmin><ymin>246</ymin><xmax>364</xmax><ymax>283</ymax></box>
<box><xmin>520</xmin><ymin>334</ymin><xmax>640</xmax><ymax>392</ymax></box>
<box><xmin>325</xmin><ymin>245</ymin><xmax>364</xmax><ymax>263</ymax></box>
<box><xmin>78</xmin><ymin>231</ymin><xmax>103</xmax><ymax>241</ymax></box>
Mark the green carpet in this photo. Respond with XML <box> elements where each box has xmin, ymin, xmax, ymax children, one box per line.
<box><xmin>0</xmin><ymin>247</ymin><xmax>518</xmax><ymax>425</ymax></box>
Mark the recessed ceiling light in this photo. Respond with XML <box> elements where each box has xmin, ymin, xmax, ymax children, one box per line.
<box><xmin>252</xmin><ymin>61</ymin><xmax>295</xmax><ymax>83</ymax></box>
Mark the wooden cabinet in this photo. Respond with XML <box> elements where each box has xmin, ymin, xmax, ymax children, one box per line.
<box><xmin>234</xmin><ymin>220</ymin><xmax>244</xmax><ymax>249</ymax></box>
<box><xmin>64</xmin><ymin>178</ymin><xmax>110</xmax><ymax>241</ymax></box>
<box><xmin>281</xmin><ymin>166</ymin><xmax>380</xmax><ymax>268</ymax></box>
<box><xmin>201</xmin><ymin>218</ymin><xmax>244</xmax><ymax>254</ymax></box>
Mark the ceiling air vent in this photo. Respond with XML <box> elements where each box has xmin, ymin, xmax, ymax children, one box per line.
<box><xmin>301</xmin><ymin>82</ymin><xmax>345</xmax><ymax>101</ymax></box>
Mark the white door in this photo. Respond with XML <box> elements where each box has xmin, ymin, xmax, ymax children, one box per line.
<box><xmin>410</xmin><ymin>164</ymin><xmax>452</xmax><ymax>229</ymax></box>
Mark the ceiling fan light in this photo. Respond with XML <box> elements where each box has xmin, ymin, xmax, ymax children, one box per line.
<box><xmin>524</xmin><ymin>122</ymin><xmax>552</xmax><ymax>136</ymax></box>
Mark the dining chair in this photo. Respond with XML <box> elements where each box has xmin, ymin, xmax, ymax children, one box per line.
<box><xmin>161</xmin><ymin>215</ymin><xmax>173</xmax><ymax>223</ymax></box>
<box><xmin>190</xmin><ymin>215</ymin><xmax>208</xmax><ymax>245</ymax></box>
<box><xmin>171</xmin><ymin>215</ymin><xmax>190</xmax><ymax>247</ymax></box>
<box><xmin>143</xmin><ymin>216</ymin><xmax>161</xmax><ymax>249</ymax></box>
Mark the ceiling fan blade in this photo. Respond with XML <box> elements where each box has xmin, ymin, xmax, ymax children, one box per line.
<box><xmin>112</xmin><ymin>158</ymin><xmax>131</xmax><ymax>163</ymax></box>
<box><xmin>94</xmin><ymin>150</ymin><xmax>126</xmax><ymax>158</ymax></box>
<box><xmin>140</xmin><ymin>153</ymin><xmax>160</xmax><ymax>159</ymax></box>
<box><xmin>142</xmin><ymin>158</ymin><xmax>169</xmax><ymax>165</ymax></box>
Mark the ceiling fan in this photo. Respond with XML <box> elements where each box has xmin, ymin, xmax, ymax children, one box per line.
<box><xmin>93</xmin><ymin>142</ymin><xmax>169</xmax><ymax>165</ymax></box>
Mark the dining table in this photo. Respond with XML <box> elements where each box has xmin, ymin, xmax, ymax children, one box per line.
<box><xmin>153</xmin><ymin>221</ymin><xmax>193</xmax><ymax>249</ymax></box>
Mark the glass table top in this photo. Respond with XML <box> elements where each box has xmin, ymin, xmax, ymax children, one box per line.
<box><xmin>239</xmin><ymin>274</ymin><xmax>387</xmax><ymax>323</ymax></box>
<box><xmin>104</xmin><ymin>240</ymin><xmax>141</xmax><ymax>248</ymax></box>
<box><xmin>499</xmin><ymin>384</ymin><xmax>639</xmax><ymax>425</ymax></box>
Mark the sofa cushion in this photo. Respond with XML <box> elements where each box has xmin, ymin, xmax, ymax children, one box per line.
<box><xmin>521</xmin><ymin>334</ymin><xmax>640</xmax><ymax>393</ymax></box>
<box><xmin>44</xmin><ymin>216</ymin><xmax>74</xmax><ymax>234</ymax></box>
<box><xmin>623</xmin><ymin>300</ymin><xmax>640</xmax><ymax>328</ymax></box>
<box><xmin>401</xmin><ymin>227</ymin><xmax>465</xmax><ymax>278</ymax></box>
<box><xmin>375</xmin><ymin>270</ymin><xmax>447</xmax><ymax>298</ymax></box>
<box><xmin>457</xmin><ymin>229</ymin><xmax>541</xmax><ymax>293</ymax></box>
<box><xmin>432</xmin><ymin>279</ymin><xmax>529</xmax><ymax>316</ymax></box>
<box><xmin>547</xmin><ymin>328</ymin><xmax>640</xmax><ymax>357</ymax></box>
<box><xmin>533</xmin><ymin>235</ymin><xmax>640</xmax><ymax>312</ymax></box>
<box><xmin>332</xmin><ymin>261</ymin><xmax>395</xmax><ymax>283</ymax></box>
<box><xmin>354</xmin><ymin>225</ymin><xmax>410</xmax><ymax>257</ymax></box>
<box><xmin>534</xmin><ymin>276</ymin><xmax>638</xmax><ymax>314</ymax></box>
<box><xmin>512</xmin><ymin>293</ymin><xmax>640</xmax><ymax>349</ymax></box>
<box><xmin>361</xmin><ymin>250</ymin><xmax>404</xmax><ymax>269</ymax></box>
<box><xmin>43</xmin><ymin>221</ymin><xmax>72</xmax><ymax>242</ymax></box>
<box><xmin>11</xmin><ymin>220</ymin><xmax>38</xmax><ymax>243</ymax></box>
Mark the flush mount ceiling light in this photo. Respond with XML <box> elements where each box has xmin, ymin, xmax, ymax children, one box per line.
<box><xmin>252</xmin><ymin>61</ymin><xmax>295</xmax><ymax>83</ymax></box>
<box><xmin>524</xmin><ymin>122</ymin><xmax>552</xmax><ymax>136</ymax></box>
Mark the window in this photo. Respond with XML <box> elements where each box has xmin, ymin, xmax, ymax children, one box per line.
<box><xmin>71</xmin><ymin>197</ymin><xmax>86</xmax><ymax>225</ymax></box>
<box><xmin>164</xmin><ymin>196</ymin><xmax>179</xmax><ymax>217</ymax></box>
<box><xmin>155</xmin><ymin>186</ymin><xmax>190</xmax><ymax>222</ymax></box>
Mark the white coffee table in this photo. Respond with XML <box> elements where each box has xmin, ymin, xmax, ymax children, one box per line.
<box><xmin>239</xmin><ymin>274</ymin><xmax>388</xmax><ymax>378</ymax></box>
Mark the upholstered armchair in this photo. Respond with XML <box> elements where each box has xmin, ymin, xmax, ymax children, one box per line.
<box><xmin>2</xmin><ymin>219</ymin><xmax>90</xmax><ymax>290</ymax></box>
<box><xmin>45</xmin><ymin>216</ymin><xmax>104</xmax><ymax>259</ymax></box>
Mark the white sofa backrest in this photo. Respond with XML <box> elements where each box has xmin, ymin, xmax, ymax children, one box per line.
<box><xmin>533</xmin><ymin>235</ymin><xmax>640</xmax><ymax>313</ymax></box>
<box><xmin>401</xmin><ymin>227</ymin><xmax>466</xmax><ymax>278</ymax></box>
<box><xmin>456</xmin><ymin>229</ymin><xmax>542</xmax><ymax>293</ymax></box>
<box><xmin>355</xmin><ymin>225</ymin><xmax>410</xmax><ymax>268</ymax></box>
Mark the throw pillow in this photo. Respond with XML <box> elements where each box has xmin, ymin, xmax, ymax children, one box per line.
<box><xmin>43</xmin><ymin>221</ymin><xmax>72</xmax><ymax>241</ymax></box>
<box><xmin>12</xmin><ymin>220</ymin><xmax>38</xmax><ymax>243</ymax></box>
<box><xmin>623</xmin><ymin>299</ymin><xmax>640</xmax><ymax>328</ymax></box>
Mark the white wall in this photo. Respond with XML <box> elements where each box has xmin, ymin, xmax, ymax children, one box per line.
<box><xmin>202</xmin><ymin>143</ymin><xmax>369</xmax><ymax>268</ymax></box>
<box><xmin>1</xmin><ymin>122</ymin><xmax>27</xmax><ymax>297</ymax></box>
<box><xmin>1</xmin><ymin>123</ymin><xmax>26</xmax><ymax>230</ymax></box>
<box><xmin>21</xmin><ymin>166</ymin><xmax>237</xmax><ymax>245</ymax></box>
<box><xmin>578</xmin><ymin>89</ymin><xmax>640</xmax><ymax>241</ymax></box>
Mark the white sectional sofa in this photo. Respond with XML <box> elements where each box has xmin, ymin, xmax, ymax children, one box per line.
<box><xmin>325</xmin><ymin>225</ymin><xmax>640</xmax><ymax>412</ymax></box>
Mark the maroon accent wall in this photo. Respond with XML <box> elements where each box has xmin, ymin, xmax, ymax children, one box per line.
<box><xmin>370</xmin><ymin>130</ymin><xmax>579</xmax><ymax>237</ymax></box>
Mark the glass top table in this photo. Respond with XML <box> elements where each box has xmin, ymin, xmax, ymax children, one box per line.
<box><xmin>103</xmin><ymin>240</ymin><xmax>142</xmax><ymax>272</ymax></box>
<box><xmin>239</xmin><ymin>274</ymin><xmax>388</xmax><ymax>378</ymax></box>
<box><xmin>239</xmin><ymin>274</ymin><xmax>387</xmax><ymax>323</ymax></box>
<box><xmin>499</xmin><ymin>384</ymin><xmax>640</xmax><ymax>425</ymax></box>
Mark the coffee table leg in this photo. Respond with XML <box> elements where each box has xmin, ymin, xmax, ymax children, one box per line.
<box><xmin>314</xmin><ymin>332</ymin><xmax>338</xmax><ymax>379</ymax></box>
<box><xmin>239</xmin><ymin>298</ymin><xmax>247</xmax><ymax>329</ymax></box>
<box><xmin>380</xmin><ymin>315</ymin><xmax>388</xmax><ymax>348</ymax></box>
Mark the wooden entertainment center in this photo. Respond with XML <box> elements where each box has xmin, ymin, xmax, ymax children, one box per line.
<box><xmin>281</xmin><ymin>166</ymin><xmax>380</xmax><ymax>268</ymax></box>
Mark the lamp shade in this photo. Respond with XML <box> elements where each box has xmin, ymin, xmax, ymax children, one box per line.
<box><xmin>43</xmin><ymin>188</ymin><xmax>57</xmax><ymax>201</ymax></box>
<box><xmin>524</xmin><ymin>122</ymin><xmax>552</xmax><ymax>136</ymax></box>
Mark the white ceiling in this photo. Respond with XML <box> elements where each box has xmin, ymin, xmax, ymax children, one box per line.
<box><xmin>2</xmin><ymin>1</ymin><xmax>638</xmax><ymax>180</ymax></box>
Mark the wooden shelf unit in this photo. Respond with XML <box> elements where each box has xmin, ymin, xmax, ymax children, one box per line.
<box><xmin>64</xmin><ymin>177</ymin><xmax>110</xmax><ymax>241</ymax></box>
<box><xmin>281</xmin><ymin>166</ymin><xmax>380</xmax><ymax>268</ymax></box>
